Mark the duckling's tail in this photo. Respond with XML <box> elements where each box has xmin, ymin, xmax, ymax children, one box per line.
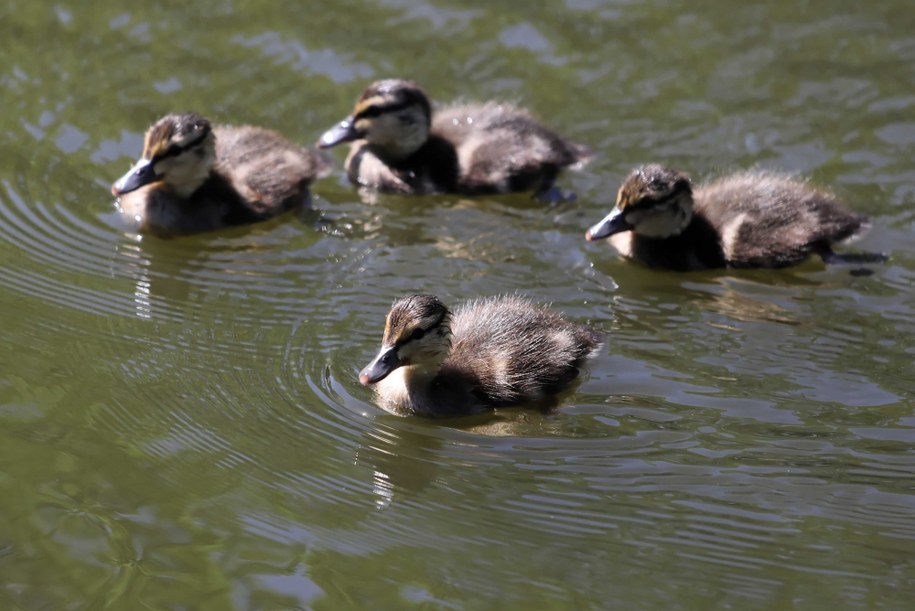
<box><xmin>817</xmin><ymin>213</ymin><xmax>888</xmax><ymax>266</ymax></box>
<box><xmin>833</xmin><ymin>214</ymin><xmax>872</xmax><ymax>245</ymax></box>
<box><xmin>568</xmin><ymin>141</ymin><xmax>595</xmax><ymax>170</ymax></box>
<box><xmin>574</xmin><ymin>325</ymin><xmax>605</xmax><ymax>361</ymax></box>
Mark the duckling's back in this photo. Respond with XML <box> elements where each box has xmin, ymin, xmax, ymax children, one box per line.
<box><xmin>446</xmin><ymin>296</ymin><xmax>602</xmax><ymax>406</ymax></box>
<box><xmin>695</xmin><ymin>171</ymin><xmax>869</xmax><ymax>267</ymax></box>
<box><xmin>215</xmin><ymin>125</ymin><xmax>331</xmax><ymax>216</ymax></box>
<box><xmin>433</xmin><ymin>103</ymin><xmax>590</xmax><ymax>194</ymax></box>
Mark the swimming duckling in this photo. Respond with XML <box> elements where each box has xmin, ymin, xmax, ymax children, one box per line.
<box><xmin>111</xmin><ymin>112</ymin><xmax>330</xmax><ymax>236</ymax></box>
<box><xmin>359</xmin><ymin>294</ymin><xmax>603</xmax><ymax>417</ymax></box>
<box><xmin>585</xmin><ymin>164</ymin><xmax>883</xmax><ymax>271</ymax></box>
<box><xmin>318</xmin><ymin>79</ymin><xmax>590</xmax><ymax>199</ymax></box>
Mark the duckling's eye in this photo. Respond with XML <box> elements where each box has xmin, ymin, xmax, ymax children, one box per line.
<box><xmin>409</xmin><ymin>327</ymin><xmax>427</xmax><ymax>341</ymax></box>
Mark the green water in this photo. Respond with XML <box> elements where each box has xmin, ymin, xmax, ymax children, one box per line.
<box><xmin>2</xmin><ymin>1</ymin><xmax>914</xmax><ymax>609</ymax></box>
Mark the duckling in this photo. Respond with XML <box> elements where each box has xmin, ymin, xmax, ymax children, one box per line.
<box><xmin>318</xmin><ymin>79</ymin><xmax>590</xmax><ymax>199</ymax></box>
<box><xmin>111</xmin><ymin>112</ymin><xmax>330</xmax><ymax>236</ymax></box>
<box><xmin>585</xmin><ymin>164</ymin><xmax>884</xmax><ymax>271</ymax></box>
<box><xmin>359</xmin><ymin>294</ymin><xmax>603</xmax><ymax>417</ymax></box>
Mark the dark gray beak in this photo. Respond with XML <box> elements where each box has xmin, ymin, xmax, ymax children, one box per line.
<box><xmin>318</xmin><ymin>117</ymin><xmax>361</xmax><ymax>149</ymax></box>
<box><xmin>359</xmin><ymin>345</ymin><xmax>401</xmax><ymax>385</ymax></box>
<box><xmin>111</xmin><ymin>159</ymin><xmax>157</xmax><ymax>196</ymax></box>
<box><xmin>585</xmin><ymin>208</ymin><xmax>632</xmax><ymax>240</ymax></box>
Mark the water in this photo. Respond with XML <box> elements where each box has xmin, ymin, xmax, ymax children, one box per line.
<box><xmin>2</xmin><ymin>0</ymin><xmax>914</xmax><ymax>609</ymax></box>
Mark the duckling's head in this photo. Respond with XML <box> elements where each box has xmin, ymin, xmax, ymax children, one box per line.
<box><xmin>112</xmin><ymin>112</ymin><xmax>216</xmax><ymax>199</ymax></box>
<box><xmin>586</xmin><ymin>164</ymin><xmax>694</xmax><ymax>240</ymax></box>
<box><xmin>318</xmin><ymin>79</ymin><xmax>432</xmax><ymax>161</ymax></box>
<box><xmin>360</xmin><ymin>294</ymin><xmax>453</xmax><ymax>385</ymax></box>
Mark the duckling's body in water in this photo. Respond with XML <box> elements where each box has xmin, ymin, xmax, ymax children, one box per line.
<box><xmin>112</xmin><ymin>112</ymin><xmax>330</xmax><ymax>236</ymax></box>
<box><xmin>318</xmin><ymin>79</ymin><xmax>590</xmax><ymax>200</ymax></box>
<box><xmin>359</xmin><ymin>295</ymin><xmax>603</xmax><ymax>417</ymax></box>
<box><xmin>586</xmin><ymin>164</ymin><xmax>884</xmax><ymax>271</ymax></box>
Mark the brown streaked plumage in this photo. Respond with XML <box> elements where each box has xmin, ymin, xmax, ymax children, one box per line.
<box><xmin>111</xmin><ymin>112</ymin><xmax>330</xmax><ymax>236</ymax></box>
<box><xmin>585</xmin><ymin>164</ymin><xmax>882</xmax><ymax>271</ymax></box>
<box><xmin>359</xmin><ymin>294</ymin><xmax>603</xmax><ymax>417</ymax></box>
<box><xmin>318</xmin><ymin>79</ymin><xmax>590</xmax><ymax>199</ymax></box>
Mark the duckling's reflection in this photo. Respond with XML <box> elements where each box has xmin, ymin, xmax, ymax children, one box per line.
<box><xmin>356</xmin><ymin>418</ymin><xmax>443</xmax><ymax>509</ymax></box>
<box><xmin>107</xmin><ymin>211</ymin><xmax>327</xmax><ymax>322</ymax></box>
<box><xmin>355</xmin><ymin>407</ymin><xmax>569</xmax><ymax>509</ymax></box>
<box><xmin>108</xmin><ymin>232</ymin><xmax>201</xmax><ymax>321</ymax></box>
<box><xmin>682</xmin><ymin>269</ymin><xmax>875</xmax><ymax>326</ymax></box>
<box><xmin>596</xmin><ymin>255</ymin><xmax>869</xmax><ymax>328</ymax></box>
<box><xmin>693</xmin><ymin>285</ymin><xmax>798</xmax><ymax>325</ymax></box>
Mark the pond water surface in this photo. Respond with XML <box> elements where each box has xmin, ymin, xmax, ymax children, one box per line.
<box><xmin>2</xmin><ymin>0</ymin><xmax>914</xmax><ymax>609</ymax></box>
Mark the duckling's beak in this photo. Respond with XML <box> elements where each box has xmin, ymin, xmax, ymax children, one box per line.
<box><xmin>111</xmin><ymin>159</ymin><xmax>157</xmax><ymax>196</ymax></box>
<box><xmin>359</xmin><ymin>345</ymin><xmax>401</xmax><ymax>385</ymax></box>
<box><xmin>318</xmin><ymin>117</ymin><xmax>361</xmax><ymax>149</ymax></box>
<box><xmin>585</xmin><ymin>208</ymin><xmax>633</xmax><ymax>240</ymax></box>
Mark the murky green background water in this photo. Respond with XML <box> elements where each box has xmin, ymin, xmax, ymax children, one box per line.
<box><xmin>2</xmin><ymin>1</ymin><xmax>914</xmax><ymax>609</ymax></box>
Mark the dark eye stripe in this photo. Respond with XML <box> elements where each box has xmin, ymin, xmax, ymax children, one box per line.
<box><xmin>153</xmin><ymin>125</ymin><xmax>211</xmax><ymax>163</ymax></box>
<box><xmin>396</xmin><ymin>325</ymin><xmax>427</xmax><ymax>347</ymax></box>
<box><xmin>396</xmin><ymin>312</ymin><xmax>445</xmax><ymax>347</ymax></box>
<box><xmin>355</xmin><ymin>100</ymin><xmax>413</xmax><ymax>121</ymax></box>
<box><xmin>634</xmin><ymin>194</ymin><xmax>676</xmax><ymax>210</ymax></box>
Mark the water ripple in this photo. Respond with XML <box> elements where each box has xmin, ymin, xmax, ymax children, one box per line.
<box><xmin>3</xmin><ymin>0</ymin><xmax>915</xmax><ymax>608</ymax></box>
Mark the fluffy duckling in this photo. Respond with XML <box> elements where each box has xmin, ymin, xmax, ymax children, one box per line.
<box><xmin>318</xmin><ymin>79</ymin><xmax>590</xmax><ymax>199</ymax></box>
<box><xmin>111</xmin><ymin>112</ymin><xmax>330</xmax><ymax>236</ymax></box>
<box><xmin>359</xmin><ymin>294</ymin><xmax>603</xmax><ymax>417</ymax></box>
<box><xmin>585</xmin><ymin>164</ymin><xmax>883</xmax><ymax>271</ymax></box>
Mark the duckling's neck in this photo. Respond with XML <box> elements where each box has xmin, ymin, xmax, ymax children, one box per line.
<box><xmin>405</xmin><ymin>333</ymin><xmax>452</xmax><ymax>381</ymax></box>
<box><xmin>164</xmin><ymin>147</ymin><xmax>217</xmax><ymax>199</ymax></box>
<box><xmin>369</xmin><ymin>138</ymin><xmax>426</xmax><ymax>165</ymax></box>
<box><xmin>366</xmin><ymin>118</ymin><xmax>430</xmax><ymax>163</ymax></box>
<box><xmin>638</xmin><ymin>196</ymin><xmax>694</xmax><ymax>239</ymax></box>
<box><xmin>378</xmin><ymin>136</ymin><xmax>461</xmax><ymax>193</ymax></box>
<box><xmin>631</xmin><ymin>212</ymin><xmax>726</xmax><ymax>270</ymax></box>
<box><xmin>402</xmin><ymin>362</ymin><xmax>443</xmax><ymax>385</ymax></box>
<box><xmin>382</xmin><ymin>340</ymin><xmax>450</xmax><ymax>397</ymax></box>
<box><xmin>374</xmin><ymin>362</ymin><xmax>440</xmax><ymax>415</ymax></box>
